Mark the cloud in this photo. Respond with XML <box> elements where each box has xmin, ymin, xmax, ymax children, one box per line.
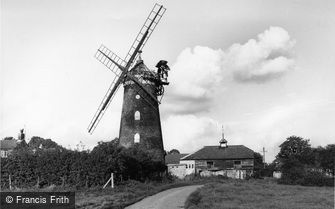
<box><xmin>165</xmin><ymin>26</ymin><xmax>296</xmax><ymax>115</ymax></box>
<box><xmin>165</xmin><ymin>46</ymin><xmax>225</xmax><ymax>114</ymax></box>
<box><xmin>162</xmin><ymin>114</ymin><xmax>220</xmax><ymax>153</ymax></box>
<box><xmin>169</xmin><ymin>46</ymin><xmax>224</xmax><ymax>99</ymax></box>
<box><xmin>227</xmin><ymin>26</ymin><xmax>296</xmax><ymax>82</ymax></box>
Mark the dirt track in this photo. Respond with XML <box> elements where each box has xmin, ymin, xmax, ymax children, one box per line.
<box><xmin>125</xmin><ymin>185</ymin><xmax>203</xmax><ymax>209</ymax></box>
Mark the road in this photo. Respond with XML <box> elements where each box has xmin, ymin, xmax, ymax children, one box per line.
<box><xmin>126</xmin><ymin>185</ymin><xmax>203</xmax><ymax>209</ymax></box>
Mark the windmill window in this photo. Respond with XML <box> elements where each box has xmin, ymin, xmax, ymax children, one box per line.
<box><xmin>135</xmin><ymin>111</ymin><xmax>140</xmax><ymax>120</ymax></box>
<box><xmin>134</xmin><ymin>133</ymin><xmax>140</xmax><ymax>143</ymax></box>
<box><xmin>135</xmin><ymin>95</ymin><xmax>140</xmax><ymax>99</ymax></box>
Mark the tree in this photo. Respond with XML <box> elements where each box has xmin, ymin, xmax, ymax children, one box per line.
<box><xmin>118</xmin><ymin>144</ymin><xmax>166</xmax><ymax>181</ymax></box>
<box><xmin>318</xmin><ymin>144</ymin><xmax>335</xmax><ymax>175</ymax></box>
<box><xmin>168</xmin><ymin>149</ymin><xmax>180</xmax><ymax>154</ymax></box>
<box><xmin>277</xmin><ymin>135</ymin><xmax>313</xmax><ymax>165</ymax></box>
<box><xmin>263</xmin><ymin>161</ymin><xmax>277</xmax><ymax>177</ymax></box>
<box><xmin>14</xmin><ymin>138</ymin><xmax>29</xmax><ymax>150</ymax></box>
<box><xmin>89</xmin><ymin>138</ymin><xmax>123</xmax><ymax>185</ymax></box>
<box><xmin>253</xmin><ymin>152</ymin><xmax>264</xmax><ymax>178</ymax></box>
<box><xmin>3</xmin><ymin>137</ymin><xmax>15</xmax><ymax>141</ymax></box>
<box><xmin>276</xmin><ymin>136</ymin><xmax>314</xmax><ymax>184</ymax></box>
<box><xmin>28</xmin><ymin>136</ymin><xmax>61</xmax><ymax>149</ymax></box>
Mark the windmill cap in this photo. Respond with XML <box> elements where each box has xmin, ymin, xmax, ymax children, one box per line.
<box><xmin>156</xmin><ymin>60</ymin><xmax>168</xmax><ymax>68</ymax></box>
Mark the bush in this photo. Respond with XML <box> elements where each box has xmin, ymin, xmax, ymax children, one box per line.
<box><xmin>278</xmin><ymin>170</ymin><xmax>334</xmax><ymax>187</ymax></box>
<box><xmin>300</xmin><ymin>171</ymin><xmax>334</xmax><ymax>187</ymax></box>
<box><xmin>1</xmin><ymin>140</ymin><xmax>167</xmax><ymax>189</ymax></box>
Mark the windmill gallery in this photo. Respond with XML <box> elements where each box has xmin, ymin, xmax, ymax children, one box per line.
<box><xmin>87</xmin><ymin>4</ymin><xmax>169</xmax><ymax>163</ymax></box>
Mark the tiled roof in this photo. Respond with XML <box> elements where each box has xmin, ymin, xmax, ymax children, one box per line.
<box><xmin>181</xmin><ymin>145</ymin><xmax>254</xmax><ymax>160</ymax></box>
<box><xmin>165</xmin><ymin>153</ymin><xmax>188</xmax><ymax>164</ymax></box>
<box><xmin>0</xmin><ymin>139</ymin><xmax>18</xmax><ymax>150</ymax></box>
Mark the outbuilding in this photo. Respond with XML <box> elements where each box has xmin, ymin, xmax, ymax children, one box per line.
<box><xmin>166</xmin><ymin>135</ymin><xmax>255</xmax><ymax>179</ymax></box>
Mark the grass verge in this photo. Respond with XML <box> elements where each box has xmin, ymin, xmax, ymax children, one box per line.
<box><xmin>185</xmin><ymin>178</ymin><xmax>334</xmax><ymax>209</ymax></box>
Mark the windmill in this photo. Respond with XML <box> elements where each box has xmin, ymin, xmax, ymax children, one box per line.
<box><xmin>88</xmin><ymin>4</ymin><xmax>169</xmax><ymax>162</ymax></box>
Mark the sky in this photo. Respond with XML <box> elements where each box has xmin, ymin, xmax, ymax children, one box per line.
<box><xmin>1</xmin><ymin>0</ymin><xmax>334</xmax><ymax>162</ymax></box>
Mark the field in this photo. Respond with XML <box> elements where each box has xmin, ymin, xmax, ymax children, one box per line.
<box><xmin>185</xmin><ymin>179</ymin><xmax>334</xmax><ymax>209</ymax></box>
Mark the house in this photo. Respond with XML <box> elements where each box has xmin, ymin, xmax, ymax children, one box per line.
<box><xmin>166</xmin><ymin>134</ymin><xmax>255</xmax><ymax>179</ymax></box>
<box><xmin>0</xmin><ymin>129</ymin><xmax>26</xmax><ymax>158</ymax></box>
<box><xmin>0</xmin><ymin>138</ymin><xmax>18</xmax><ymax>158</ymax></box>
<box><xmin>165</xmin><ymin>153</ymin><xmax>188</xmax><ymax>179</ymax></box>
<box><xmin>181</xmin><ymin>143</ymin><xmax>255</xmax><ymax>179</ymax></box>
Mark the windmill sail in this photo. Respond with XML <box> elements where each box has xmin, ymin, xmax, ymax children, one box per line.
<box><xmin>88</xmin><ymin>3</ymin><xmax>166</xmax><ymax>134</ymax></box>
<box><xmin>87</xmin><ymin>76</ymin><xmax>122</xmax><ymax>133</ymax></box>
<box><xmin>95</xmin><ymin>44</ymin><xmax>126</xmax><ymax>76</ymax></box>
<box><xmin>124</xmin><ymin>3</ymin><xmax>166</xmax><ymax>67</ymax></box>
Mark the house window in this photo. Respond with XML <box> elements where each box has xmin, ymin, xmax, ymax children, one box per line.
<box><xmin>234</xmin><ymin>160</ymin><xmax>241</xmax><ymax>165</ymax></box>
<box><xmin>135</xmin><ymin>111</ymin><xmax>140</xmax><ymax>120</ymax></box>
<box><xmin>186</xmin><ymin>165</ymin><xmax>188</xmax><ymax>169</ymax></box>
<box><xmin>134</xmin><ymin>133</ymin><xmax>140</xmax><ymax>143</ymax></box>
<box><xmin>207</xmin><ymin>161</ymin><xmax>214</xmax><ymax>168</ymax></box>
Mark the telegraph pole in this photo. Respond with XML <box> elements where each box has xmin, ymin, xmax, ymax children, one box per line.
<box><xmin>262</xmin><ymin>147</ymin><xmax>267</xmax><ymax>168</ymax></box>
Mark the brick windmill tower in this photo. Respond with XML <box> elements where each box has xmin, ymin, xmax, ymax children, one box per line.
<box><xmin>88</xmin><ymin>4</ymin><xmax>169</xmax><ymax>162</ymax></box>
